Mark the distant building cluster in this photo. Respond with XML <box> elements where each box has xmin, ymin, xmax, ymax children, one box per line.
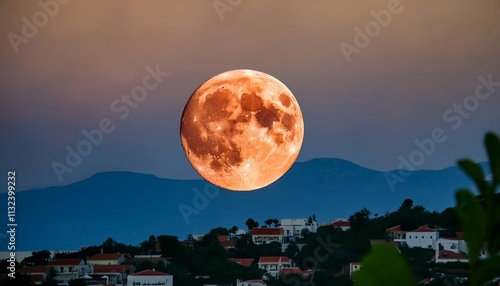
<box><xmin>18</xmin><ymin>251</ymin><xmax>172</xmax><ymax>286</ymax></box>
<box><xmin>385</xmin><ymin>224</ymin><xmax>488</xmax><ymax>264</ymax></box>
<box><xmin>183</xmin><ymin>217</ymin><xmax>352</xmax><ymax>281</ymax></box>
<box><xmin>10</xmin><ymin>216</ymin><xmax>493</xmax><ymax>285</ymax></box>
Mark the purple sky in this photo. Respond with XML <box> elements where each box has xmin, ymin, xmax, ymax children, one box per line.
<box><xmin>1</xmin><ymin>0</ymin><xmax>500</xmax><ymax>191</ymax></box>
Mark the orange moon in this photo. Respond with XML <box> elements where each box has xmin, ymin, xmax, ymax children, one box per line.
<box><xmin>180</xmin><ymin>69</ymin><xmax>304</xmax><ymax>191</ymax></box>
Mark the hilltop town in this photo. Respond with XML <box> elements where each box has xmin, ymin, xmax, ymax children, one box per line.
<box><xmin>1</xmin><ymin>199</ymin><xmax>492</xmax><ymax>286</ymax></box>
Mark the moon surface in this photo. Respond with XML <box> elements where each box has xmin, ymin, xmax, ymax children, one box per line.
<box><xmin>180</xmin><ymin>69</ymin><xmax>304</xmax><ymax>191</ymax></box>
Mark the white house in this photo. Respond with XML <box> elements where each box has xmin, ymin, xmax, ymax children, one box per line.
<box><xmin>434</xmin><ymin>232</ymin><xmax>489</xmax><ymax>263</ymax></box>
<box><xmin>252</xmin><ymin>228</ymin><xmax>284</xmax><ymax>245</ymax></box>
<box><xmin>47</xmin><ymin>259</ymin><xmax>89</xmax><ymax>284</ymax></box>
<box><xmin>405</xmin><ymin>226</ymin><xmax>439</xmax><ymax>249</ymax></box>
<box><xmin>280</xmin><ymin>219</ymin><xmax>317</xmax><ymax>241</ymax></box>
<box><xmin>87</xmin><ymin>253</ymin><xmax>126</xmax><ymax>265</ymax></box>
<box><xmin>127</xmin><ymin>269</ymin><xmax>173</xmax><ymax>286</ymax></box>
<box><xmin>386</xmin><ymin>225</ymin><xmax>407</xmax><ymax>240</ymax></box>
<box><xmin>257</xmin><ymin>256</ymin><xmax>295</xmax><ymax>279</ymax></box>
<box><xmin>436</xmin><ymin>237</ymin><xmax>467</xmax><ymax>254</ymax></box>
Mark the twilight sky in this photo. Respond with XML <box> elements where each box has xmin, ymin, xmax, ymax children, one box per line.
<box><xmin>1</xmin><ymin>0</ymin><xmax>499</xmax><ymax>191</ymax></box>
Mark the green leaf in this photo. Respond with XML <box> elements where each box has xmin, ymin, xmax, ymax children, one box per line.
<box><xmin>458</xmin><ymin>159</ymin><xmax>489</xmax><ymax>196</ymax></box>
<box><xmin>474</xmin><ymin>256</ymin><xmax>500</xmax><ymax>285</ymax></box>
<box><xmin>455</xmin><ymin>189</ymin><xmax>487</xmax><ymax>266</ymax></box>
<box><xmin>485</xmin><ymin>132</ymin><xmax>500</xmax><ymax>188</ymax></box>
<box><xmin>355</xmin><ymin>244</ymin><xmax>416</xmax><ymax>286</ymax></box>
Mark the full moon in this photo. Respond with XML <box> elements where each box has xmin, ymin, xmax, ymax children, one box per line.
<box><xmin>180</xmin><ymin>69</ymin><xmax>304</xmax><ymax>191</ymax></box>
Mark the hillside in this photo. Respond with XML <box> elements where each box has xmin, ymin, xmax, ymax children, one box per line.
<box><xmin>0</xmin><ymin>158</ymin><xmax>485</xmax><ymax>251</ymax></box>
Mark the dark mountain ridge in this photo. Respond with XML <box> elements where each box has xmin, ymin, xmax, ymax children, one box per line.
<box><xmin>0</xmin><ymin>158</ymin><xmax>488</xmax><ymax>251</ymax></box>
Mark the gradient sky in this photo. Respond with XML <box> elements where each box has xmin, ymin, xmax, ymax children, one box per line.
<box><xmin>1</xmin><ymin>0</ymin><xmax>499</xmax><ymax>191</ymax></box>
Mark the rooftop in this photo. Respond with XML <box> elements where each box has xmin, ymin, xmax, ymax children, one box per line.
<box><xmin>88</xmin><ymin>253</ymin><xmax>124</xmax><ymax>261</ymax></box>
<box><xmin>330</xmin><ymin>220</ymin><xmax>351</xmax><ymax>227</ymax></box>
<box><xmin>129</xmin><ymin>269</ymin><xmax>172</xmax><ymax>276</ymax></box>
<box><xmin>258</xmin><ymin>256</ymin><xmax>291</xmax><ymax>264</ymax></box>
<box><xmin>229</xmin><ymin>258</ymin><xmax>254</xmax><ymax>267</ymax></box>
<box><xmin>48</xmin><ymin>259</ymin><xmax>82</xmax><ymax>266</ymax></box>
<box><xmin>435</xmin><ymin>249</ymin><xmax>468</xmax><ymax>260</ymax></box>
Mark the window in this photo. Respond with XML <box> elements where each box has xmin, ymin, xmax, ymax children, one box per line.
<box><xmin>422</xmin><ymin>236</ymin><xmax>424</xmax><ymax>239</ymax></box>
<box><xmin>430</xmin><ymin>236</ymin><xmax>433</xmax><ymax>239</ymax></box>
<box><xmin>409</xmin><ymin>236</ymin><xmax>411</xmax><ymax>239</ymax></box>
<box><xmin>60</xmin><ymin>267</ymin><xmax>64</xmax><ymax>273</ymax></box>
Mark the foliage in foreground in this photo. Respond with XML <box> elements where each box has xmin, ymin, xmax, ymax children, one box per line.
<box><xmin>356</xmin><ymin>132</ymin><xmax>500</xmax><ymax>286</ymax></box>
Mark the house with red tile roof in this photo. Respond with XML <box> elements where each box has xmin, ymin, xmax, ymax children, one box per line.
<box><xmin>88</xmin><ymin>252</ymin><xmax>126</xmax><ymax>265</ymax></box>
<box><xmin>93</xmin><ymin>264</ymin><xmax>133</xmax><ymax>285</ymax></box>
<box><xmin>386</xmin><ymin>225</ymin><xmax>441</xmax><ymax>249</ymax></box>
<box><xmin>217</xmin><ymin>235</ymin><xmax>237</xmax><ymax>249</ymax></box>
<box><xmin>435</xmin><ymin>232</ymin><xmax>489</xmax><ymax>263</ymax></box>
<box><xmin>252</xmin><ymin>228</ymin><xmax>284</xmax><ymax>245</ymax></box>
<box><xmin>19</xmin><ymin>266</ymin><xmax>47</xmax><ymax>285</ymax></box>
<box><xmin>126</xmin><ymin>269</ymin><xmax>173</xmax><ymax>286</ymax></box>
<box><xmin>433</xmin><ymin>249</ymin><xmax>468</xmax><ymax>263</ymax></box>
<box><xmin>257</xmin><ymin>256</ymin><xmax>295</xmax><ymax>278</ymax></box>
<box><xmin>406</xmin><ymin>226</ymin><xmax>439</xmax><ymax>249</ymax></box>
<box><xmin>47</xmin><ymin>259</ymin><xmax>89</xmax><ymax>284</ymax></box>
<box><xmin>329</xmin><ymin>219</ymin><xmax>351</xmax><ymax>231</ymax></box>
<box><xmin>386</xmin><ymin>225</ymin><xmax>407</xmax><ymax>240</ymax></box>
<box><xmin>229</xmin><ymin>258</ymin><xmax>254</xmax><ymax>267</ymax></box>
<box><xmin>436</xmin><ymin>236</ymin><xmax>467</xmax><ymax>255</ymax></box>
<box><xmin>279</xmin><ymin>267</ymin><xmax>311</xmax><ymax>280</ymax></box>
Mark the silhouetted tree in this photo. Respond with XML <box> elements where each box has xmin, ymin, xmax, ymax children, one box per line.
<box><xmin>209</xmin><ymin>227</ymin><xmax>229</xmax><ymax>236</ymax></box>
<box><xmin>229</xmin><ymin>225</ymin><xmax>238</xmax><ymax>234</ymax></box>
<box><xmin>22</xmin><ymin>250</ymin><xmax>51</xmax><ymax>266</ymax></box>
<box><xmin>264</xmin><ymin>219</ymin><xmax>274</xmax><ymax>227</ymax></box>
<box><xmin>348</xmin><ymin>207</ymin><xmax>371</xmax><ymax>230</ymax></box>
<box><xmin>245</xmin><ymin>218</ymin><xmax>259</xmax><ymax>230</ymax></box>
<box><xmin>402</xmin><ymin>198</ymin><xmax>414</xmax><ymax>209</ymax></box>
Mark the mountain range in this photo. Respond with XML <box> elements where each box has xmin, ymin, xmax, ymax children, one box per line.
<box><xmin>0</xmin><ymin>158</ymin><xmax>487</xmax><ymax>252</ymax></box>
